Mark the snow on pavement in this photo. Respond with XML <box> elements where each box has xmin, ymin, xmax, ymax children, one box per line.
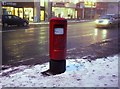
<box><xmin>0</xmin><ymin>55</ymin><xmax>118</xmax><ymax>87</ymax></box>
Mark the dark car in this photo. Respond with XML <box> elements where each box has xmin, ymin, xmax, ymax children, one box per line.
<box><xmin>2</xmin><ymin>15</ymin><xmax>29</xmax><ymax>27</ymax></box>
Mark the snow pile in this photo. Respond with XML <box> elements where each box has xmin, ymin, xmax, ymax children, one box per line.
<box><xmin>0</xmin><ymin>55</ymin><xmax>118</xmax><ymax>87</ymax></box>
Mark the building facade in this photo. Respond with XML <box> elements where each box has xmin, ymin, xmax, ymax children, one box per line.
<box><xmin>96</xmin><ymin>2</ymin><xmax>119</xmax><ymax>17</ymax></box>
<box><xmin>1</xmin><ymin>0</ymin><xmax>47</xmax><ymax>22</ymax></box>
<box><xmin>106</xmin><ymin>2</ymin><xmax>119</xmax><ymax>15</ymax></box>
<box><xmin>2</xmin><ymin>2</ymin><xmax>35</xmax><ymax>22</ymax></box>
<box><xmin>2</xmin><ymin>0</ymin><xmax>119</xmax><ymax>22</ymax></box>
<box><xmin>1</xmin><ymin>0</ymin><xmax>78</xmax><ymax>22</ymax></box>
<box><xmin>76</xmin><ymin>1</ymin><xmax>96</xmax><ymax>20</ymax></box>
<box><xmin>77</xmin><ymin>1</ymin><xmax>119</xmax><ymax>19</ymax></box>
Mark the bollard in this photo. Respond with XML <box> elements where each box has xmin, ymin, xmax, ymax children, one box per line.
<box><xmin>49</xmin><ymin>17</ymin><xmax>67</xmax><ymax>74</ymax></box>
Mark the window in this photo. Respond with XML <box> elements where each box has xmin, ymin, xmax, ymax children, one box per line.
<box><xmin>40</xmin><ymin>0</ymin><xmax>44</xmax><ymax>6</ymax></box>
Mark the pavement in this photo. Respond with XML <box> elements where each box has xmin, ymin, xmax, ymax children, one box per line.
<box><xmin>29</xmin><ymin>20</ymin><xmax>91</xmax><ymax>27</ymax></box>
<box><xmin>0</xmin><ymin>54</ymin><xmax>119</xmax><ymax>87</ymax></box>
<box><xmin>0</xmin><ymin>20</ymin><xmax>92</xmax><ymax>28</ymax></box>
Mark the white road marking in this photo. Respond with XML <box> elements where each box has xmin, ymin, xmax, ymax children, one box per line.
<box><xmin>68</xmin><ymin>34</ymin><xmax>93</xmax><ymax>38</ymax></box>
<box><xmin>0</xmin><ymin>30</ymin><xmax>16</xmax><ymax>33</ymax></box>
<box><xmin>17</xmin><ymin>58</ymin><xmax>34</xmax><ymax>63</ymax></box>
<box><xmin>102</xmin><ymin>38</ymin><xmax>116</xmax><ymax>42</ymax></box>
<box><xmin>1</xmin><ymin>26</ymin><xmax>49</xmax><ymax>33</ymax></box>
<box><xmin>67</xmin><ymin>48</ymin><xmax>76</xmax><ymax>51</ymax></box>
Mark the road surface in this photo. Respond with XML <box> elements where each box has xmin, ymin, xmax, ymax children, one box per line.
<box><xmin>2</xmin><ymin>21</ymin><xmax>120</xmax><ymax>66</ymax></box>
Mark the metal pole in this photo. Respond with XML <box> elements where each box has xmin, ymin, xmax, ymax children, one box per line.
<box><xmin>90</xmin><ymin>2</ymin><xmax>92</xmax><ymax>19</ymax></box>
<box><xmin>34</xmin><ymin>0</ymin><xmax>40</xmax><ymax>22</ymax></box>
<box><xmin>48</xmin><ymin>1</ymin><xmax>52</xmax><ymax>20</ymax></box>
<box><xmin>82</xmin><ymin>7</ymin><xmax>84</xmax><ymax>19</ymax></box>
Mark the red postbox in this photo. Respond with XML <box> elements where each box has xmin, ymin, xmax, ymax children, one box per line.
<box><xmin>49</xmin><ymin>17</ymin><xmax>67</xmax><ymax>74</ymax></box>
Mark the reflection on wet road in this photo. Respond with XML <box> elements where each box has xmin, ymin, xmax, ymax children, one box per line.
<box><xmin>2</xmin><ymin>22</ymin><xmax>119</xmax><ymax>65</ymax></box>
<box><xmin>2</xmin><ymin>27</ymin><xmax>49</xmax><ymax>64</ymax></box>
<box><xmin>67</xmin><ymin>22</ymin><xmax>118</xmax><ymax>48</ymax></box>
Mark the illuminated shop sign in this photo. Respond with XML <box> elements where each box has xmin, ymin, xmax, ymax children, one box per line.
<box><xmin>53</xmin><ymin>2</ymin><xmax>76</xmax><ymax>8</ymax></box>
<box><xmin>2</xmin><ymin>2</ymin><xmax>17</xmax><ymax>6</ymax></box>
<box><xmin>84</xmin><ymin>0</ymin><xmax>96</xmax><ymax>8</ymax></box>
<box><xmin>53</xmin><ymin>2</ymin><xmax>65</xmax><ymax>7</ymax></box>
<box><xmin>65</xmin><ymin>3</ymin><xmax>76</xmax><ymax>8</ymax></box>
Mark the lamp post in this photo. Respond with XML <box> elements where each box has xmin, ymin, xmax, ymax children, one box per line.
<box><xmin>90</xmin><ymin>2</ymin><xmax>92</xmax><ymax>19</ymax></box>
<box><xmin>34</xmin><ymin>0</ymin><xmax>40</xmax><ymax>22</ymax></box>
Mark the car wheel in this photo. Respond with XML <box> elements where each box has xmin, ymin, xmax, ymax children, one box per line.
<box><xmin>23</xmin><ymin>22</ymin><xmax>28</xmax><ymax>27</ymax></box>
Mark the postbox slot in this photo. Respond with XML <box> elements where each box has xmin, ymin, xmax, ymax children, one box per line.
<box><xmin>54</xmin><ymin>24</ymin><xmax>64</xmax><ymax>27</ymax></box>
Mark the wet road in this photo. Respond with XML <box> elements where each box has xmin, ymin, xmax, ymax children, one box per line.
<box><xmin>2</xmin><ymin>21</ymin><xmax>119</xmax><ymax>65</ymax></box>
<box><xmin>68</xmin><ymin>22</ymin><xmax>118</xmax><ymax>47</ymax></box>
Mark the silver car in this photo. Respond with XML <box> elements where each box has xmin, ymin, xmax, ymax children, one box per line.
<box><xmin>95</xmin><ymin>14</ymin><xmax>118</xmax><ymax>28</ymax></box>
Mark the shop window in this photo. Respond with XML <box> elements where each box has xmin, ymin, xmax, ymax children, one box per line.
<box><xmin>19</xmin><ymin>8</ymin><xmax>23</xmax><ymax>18</ymax></box>
<box><xmin>15</xmin><ymin>8</ymin><xmax>19</xmax><ymax>16</ymax></box>
<box><xmin>2</xmin><ymin>7</ymin><xmax>14</xmax><ymax>15</ymax></box>
<box><xmin>40</xmin><ymin>0</ymin><xmax>44</xmax><ymax>6</ymax></box>
<box><xmin>41</xmin><ymin>11</ymin><xmax>44</xmax><ymax>21</ymax></box>
<box><xmin>2</xmin><ymin>8</ymin><xmax>8</xmax><ymax>15</ymax></box>
<box><xmin>24</xmin><ymin>8</ymin><xmax>33</xmax><ymax>22</ymax></box>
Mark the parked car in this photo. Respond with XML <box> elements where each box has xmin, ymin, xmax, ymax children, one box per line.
<box><xmin>95</xmin><ymin>14</ymin><xmax>119</xmax><ymax>28</ymax></box>
<box><xmin>2</xmin><ymin>15</ymin><xmax>29</xmax><ymax>27</ymax></box>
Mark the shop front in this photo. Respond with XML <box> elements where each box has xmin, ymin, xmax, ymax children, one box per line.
<box><xmin>52</xmin><ymin>7</ymin><xmax>77</xmax><ymax>19</ymax></box>
<box><xmin>52</xmin><ymin>2</ymin><xmax>77</xmax><ymax>19</ymax></box>
<box><xmin>84</xmin><ymin>0</ymin><xmax>96</xmax><ymax>19</ymax></box>
<box><xmin>2</xmin><ymin>2</ymin><xmax>34</xmax><ymax>22</ymax></box>
<box><xmin>40</xmin><ymin>7</ymin><xmax>45</xmax><ymax>21</ymax></box>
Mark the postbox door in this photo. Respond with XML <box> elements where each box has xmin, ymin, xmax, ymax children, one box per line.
<box><xmin>53</xmin><ymin>25</ymin><xmax>66</xmax><ymax>50</ymax></box>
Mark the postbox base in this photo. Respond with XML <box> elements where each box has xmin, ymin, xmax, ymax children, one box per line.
<box><xmin>50</xmin><ymin>59</ymin><xmax>66</xmax><ymax>74</ymax></box>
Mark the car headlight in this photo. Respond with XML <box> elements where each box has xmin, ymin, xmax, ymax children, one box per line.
<box><xmin>95</xmin><ymin>19</ymin><xmax>110</xmax><ymax>25</ymax></box>
<box><xmin>95</xmin><ymin>20</ymin><xmax>99</xmax><ymax>23</ymax></box>
<box><xmin>102</xmin><ymin>19</ymin><xmax>109</xmax><ymax>24</ymax></box>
